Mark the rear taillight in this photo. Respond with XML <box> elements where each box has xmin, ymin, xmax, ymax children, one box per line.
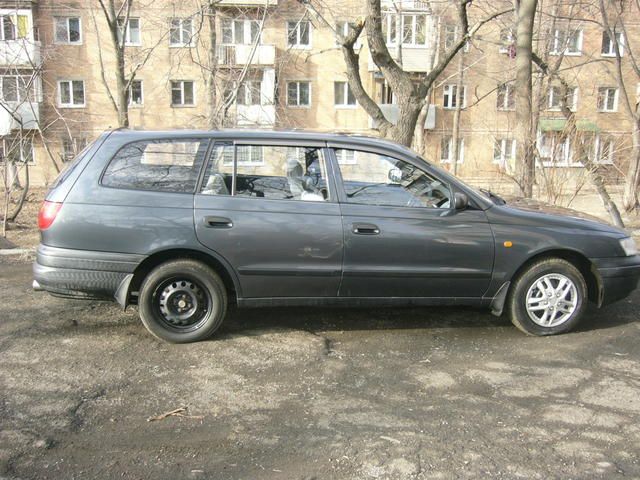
<box><xmin>38</xmin><ymin>201</ymin><xmax>63</xmax><ymax>230</ymax></box>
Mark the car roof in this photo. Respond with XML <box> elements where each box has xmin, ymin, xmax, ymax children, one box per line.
<box><xmin>107</xmin><ymin>128</ymin><xmax>417</xmax><ymax>156</ymax></box>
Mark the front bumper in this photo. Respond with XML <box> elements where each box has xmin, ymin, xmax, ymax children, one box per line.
<box><xmin>33</xmin><ymin>244</ymin><xmax>143</xmax><ymax>301</ymax></box>
<box><xmin>592</xmin><ymin>255</ymin><xmax>640</xmax><ymax>306</ymax></box>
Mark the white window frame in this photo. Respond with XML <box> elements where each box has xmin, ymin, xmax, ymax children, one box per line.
<box><xmin>1</xmin><ymin>74</ymin><xmax>39</xmax><ymax>103</ymax></box>
<box><xmin>118</xmin><ymin>17</ymin><xmax>141</xmax><ymax>46</ymax></box>
<box><xmin>221</xmin><ymin>17</ymin><xmax>261</xmax><ymax>45</ymax></box>
<box><xmin>443</xmin><ymin>24</ymin><xmax>468</xmax><ymax>52</ymax></box>
<box><xmin>440</xmin><ymin>136</ymin><xmax>464</xmax><ymax>164</ymax></box>
<box><xmin>496</xmin><ymin>83</ymin><xmax>515</xmax><ymax>111</ymax></box>
<box><xmin>335</xmin><ymin>21</ymin><xmax>361</xmax><ymax>48</ymax></box>
<box><xmin>57</xmin><ymin>79</ymin><xmax>85</xmax><ymax>108</ymax></box>
<box><xmin>550</xmin><ymin>28</ymin><xmax>582</xmax><ymax>56</ymax></box>
<box><xmin>601</xmin><ymin>31</ymin><xmax>624</xmax><ymax>57</ymax></box>
<box><xmin>2</xmin><ymin>138</ymin><xmax>35</xmax><ymax>165</ymax></box>
<box><xmin>334</xmin><ymin>81</ymin><xmax>356</xmax><ymax>108</ymax></box>
<box><xmin>547</xmin><ymin>86</ymin><xmax>578</xmax><ymax>111</ymax></box>
<box><xmin>170</xmin><ymin>80</ymin><xmax>195</xmax><ymax>107</ymax></box>
<box><xmin>597</xmin><ymin>87</ymin><xmax>619</xmax><ymax>112</ymax></box>
<box><xmin>286</xmin><ymin>81</ymin><xmax>311</xmax><ymax>107</ymax></box>
<box><xmin>443</xmin><ymin>84</ymin><xmax>466</xmax><ymax>109</ymax></box>
<box><xmin>54</xmin><ymin>16</ymin><xmax>82</xmax><ymax>44</ymax></box>
<box><xmin>538</xmin><ymin>132</ymin><xmax>576</xmax><ymax>167</ymax></box>
<box><xmin>226</xmin><ymin>145</ymin><xmax>264</xmax><ymax>166</ymax></box>
<box><xmin>128</xmin><ymin>79</ymin><xmax>143</xmax><ymax>106</ymax></box>
<box><xmin>335</xmin><ymin>149</ymin><xmax>357</xmax><ymax>165</ymax></box>
<box><xmin>384</xmin><ymin>13</ymin><xmax>428</xmax><ymax>47</ymax></box>
<box><xmin>287</xmin><ymin>20</ymin><xmax>311</xmax><ymax>49</ymax></box>
<box><xmin>493</xmin><ymin>138</ymin><xmax>516</xmax><ymax>167</ymax></box>
<box><xmin>0</xmin><ymin>12</ymin><xmax>31</xmax><ymax>41</ymax></box>
<box><xmin>594</xmin><ymin>135</ymin><xmax>615</xmax><ymax>164</ymax></box>
<box><xmin>237</xmin><ymin>80</ymin><xmax>262</xmax><ymax>106</ymax></box>
<box><xmin>169</xmin><ymin>17</ymin><xmax>194</xmax><ymax>47</ymax></box>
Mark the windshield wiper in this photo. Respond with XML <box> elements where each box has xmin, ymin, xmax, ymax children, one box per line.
<box><xmin>479</xmin><ymin>188</ymin><xmax>506</xmax><ymax>205</ymax></box>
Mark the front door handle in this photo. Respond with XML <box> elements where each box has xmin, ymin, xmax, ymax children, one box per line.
<box><xmin>352</xmin><ymin>223</ymin><xmax>380</xmax><ymax>235</ymax></box>
<box><xmin>203</xmin><ymin>216</ymin><xmax>233</xmax><ymax>228</ymax></box>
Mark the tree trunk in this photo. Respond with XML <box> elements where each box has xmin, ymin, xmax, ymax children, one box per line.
<box><xmin>623</xmin><ymin>122</ymin><xmax>640</xmax><ymax>212</ymax></box>
<box><xmin>390</xmin><ymin>99</ymin><xmax>422</xmax><ymax>146</ymax></box>
<box><xmin>206</xmin><ymin>2</ymin><xmax>218</xmax><ymax>129</ymax></box>
<box><xmin>514</xmin><ymin>0</ymin><xmax>537</xmax><ymax>197</ymax></box>
<box><xmin>7</xmin><ymin>162</ymin><xmax>29</xmax><ymax>222</ymax></box>
<box><xmin>451</xmin><ymin>54</ymin><xmax>464</xmax><ymax>175</ymax></box>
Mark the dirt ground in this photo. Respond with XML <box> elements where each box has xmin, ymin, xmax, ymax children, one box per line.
<box><xmin>1</xmin><ymin>260</ymin><xmax>640</xmax><ymax>479</ymax></box>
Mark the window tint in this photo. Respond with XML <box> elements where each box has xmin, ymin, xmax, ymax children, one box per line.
<box><xmin>334</xmin><ymin>149</ymin><xmax>451</xmax><ymax>209</ymax></box>
<box><xmin>102</xmin><ymin>139</ymin><xmax>208</xmax><ymax>193</ymax></box>
<box><xmin>201</xmin><ymin>144</ymin><xmax>329</xmax><ymax>202</ymax></box>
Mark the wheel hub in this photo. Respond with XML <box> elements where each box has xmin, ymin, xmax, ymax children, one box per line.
<box><xmin>157</xmin><ymin>279</ymin><xmax>208</xmax><ymax>328</ymax></box>
<box><xmin>525</xmin><ymin>273</ymin><xmax>578</xmax><ymax>328</ymax></box>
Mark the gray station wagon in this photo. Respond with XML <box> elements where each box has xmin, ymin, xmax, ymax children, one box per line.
<box><xmin>33</xmin><ymin>129</ymin><xmax>640</xmax><ymax>343</ymax></box>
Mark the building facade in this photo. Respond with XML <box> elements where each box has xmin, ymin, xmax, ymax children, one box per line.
<box><xmin>0</xmin><ymin>0</ymin><xmax>637</xmax><ymax>187</ymax></box>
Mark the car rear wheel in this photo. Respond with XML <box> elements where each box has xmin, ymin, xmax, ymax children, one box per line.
<box><xmin>507</xmin><ymin>258</ymin><xmax>587</xmax><ymax>336</ymax></box>
<box><xmin>139</xmin><ymin>259</ymin><xmax>227</xmax><ymax>343</ymax></box>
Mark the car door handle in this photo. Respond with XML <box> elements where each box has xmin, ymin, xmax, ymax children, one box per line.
<box><xmin>352</xmin><ymin>223</ymin><xmax>380</xmax><ymax>235</ymax></box>
<box><xmin>203</xmin><ymin>216</ymin><xmax>233</xmax><ymax>228</ymax></box>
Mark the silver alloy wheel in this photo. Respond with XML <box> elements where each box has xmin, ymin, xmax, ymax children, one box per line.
<box><xmin>525</xmin><ymin>273</ymin><xmax>578</xmax><ymax>327</ymax></box>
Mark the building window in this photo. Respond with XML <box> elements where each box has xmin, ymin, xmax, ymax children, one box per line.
<box><xmin>1</xmin><ymin>15</ymin><xmax>28</xmax><ymax>40</ymax></box>
<box><xmin>58</xmin><ymin>80</ymin><xmax>85</xmax><ymax>107</ymax></box>
<box><xmin>1</xmin><ymin>75</ymin><xmax>37</xmax><ymax>102</ymax></box>
<box><xmin>55</xmin><ymin>17</ymin><xmax>82</xmax><ymax>44</ymax></box>
<box><xmin>286</xmin><ymin>81</ymin><xmax>310</xmax><ymax>107</ymax></box>
<box><xmin>443</xmin><ymin>84</ymin><xmax>466</xmax><ymax>109</ymax></box>
<box><xmin>538</xmin><ymin>132</ymin><xmax>573</xmax><ymax>166</ymax></box>
<box><xmin>443</xmin><ymin>24</ymin><xmax>468</xmax><ymax>52</ymax></box>
<box><xmin>548</xmin><ymin>86</ymin><xmax>578</xmax><ymax>111</ymax></box>
<box><xmin>493</xmin><ymin>138</ymin><xmax>516</xmax><ymax>167</ymax></box>
<box><xmin>496</xmin><ymin>83</ymin><xmax>515</xmax><ymax>110</ymax></box>
<box><xmin>335</xmin><ymin>149</ymin><xmax>356</xmax><ymax>165</ymax></box>
<box><xmin>3</xmin><ymin>137</ymin><xmax>34</xmax><ymax>164</ymax></box>
<box><xmin>118</xmin><ymin>17</ymin><xmax>141</xmax><ymax>46</ymax></box>
<box><xmin>597</xmin><ymin>87</ymin><xmax>618</xmax><ymax>112</ymax></box>
<box><xmin>128</xmin><ymin>79</ymin><xmax>143</xmax><ymax>105</ymax></box>
<box><xmin>171</xmin><ymin>80</ymin><xmax>194</xmax><ymax>106</ymax></box>
<box><xmin>237</xmin><ymin>81</ymin><xmax>262</xmax><ymax>106</ymax></box>
<box><xmin>221</xmin><ymin>18</ymin><xmax>260</xmax><ymax>45</ymax></box>
<box><xmin>383</xmin><ymin>13</ymin><xmax>427</xmax><ymax>46</ymax></box>
<box><xmin>334</xmin><ymin>81</ymin><xmax>356</xmax><ymax>107</ymax></box>
<box><xmin>595</xmin><ymin>135</ymin><xmax>615</xmax><ymax>164</ymax></box>
<box><xmin>550</xmin><ymin>29</ymin><xmax>582</xmax><ymax>55</ymax></box>
<box><xmin>499</xmin><ymin>27</ymin><xmax>514</xmax><ymax>54</ymax></box>
<box><xmin>335</xmin><ymin>21</ymin><xmax>361</xmax><ymax>48</ymax></box>
<box><xmin>287</xmin><ymin>20</ymin><xmax>311</xmax><ymax>48</ymax></box>
<box><xmin>62</xmin><ymin>137</ymin><xmax>87</xmax><ymax>162</ymax></box>
<box><xmin>601</xmin><ymin>31</ymin><xmax>624</xmax><ymax>57</ymax></box>
<box><xmin>440</xmin><ymin>136</ymin><xmax>464</xmax><ymax>164</ymax></box>
<box><xmin>170</xmin><ymin>18</ymin><xmax>193</xmax><ymax>46</ymax></box>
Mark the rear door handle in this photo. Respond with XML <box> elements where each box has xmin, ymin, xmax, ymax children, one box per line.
<box><xmin>352</xmin><ymin>223</ymin><xmax>380</xmax><ymax>235</ymax></box>
<box><xmin>203</xmin><ymin>216</ymin><xmax>233</xmax><ymax>228</ymax></box>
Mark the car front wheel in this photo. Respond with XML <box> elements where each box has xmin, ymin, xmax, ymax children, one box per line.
<box><xmin>507</xmin><ymin>258</ymin><xmax>588</xmax><ymax>336</ymax></box>
<box><xmin>138</xmin><ymin>259</ymin><xmax>227</xmax><ymax>343</ymax></box>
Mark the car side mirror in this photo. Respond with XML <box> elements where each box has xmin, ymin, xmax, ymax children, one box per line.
<box><xmin>454</xmin><ymin>192</ymin><xmax>469</xmax><ymax>210</ymax></box>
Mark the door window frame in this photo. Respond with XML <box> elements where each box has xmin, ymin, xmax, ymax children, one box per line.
<box><xmin>325</xmin><ymin>142</ymin><xmax>456</xmax><ymax>210</ymax></box>
<box><xmin>196</xmin><ymin>139</ymin><xmax>339</xmax><ymax>204</ymax></box>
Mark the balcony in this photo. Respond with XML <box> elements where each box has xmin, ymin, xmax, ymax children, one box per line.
<box><xmin>217</xmin><ymin>44</ymin><xmax>275</xmax><ymax>66</ymax></box>
<box><xmin>369</xmin><ymin>104</ymin><xmax>435</xmax><ymax>130</ymax></box>
<box><xmin>236</xmin><ymin>104</ymin><xmax>275</xmax><ymax>127</ymax></box>
<box><xmin>217</xmin><ymin>0</ymin><xmax>278</xmax><ymax>6</ymax></box>
<box><xmin>0</xmin><ymin>101</ymin><xmax>40</xmax><ymax>136</ymax></box>
<box><xmin>0</xmin><ymin>40</ymin><xmax>40</xmax><ymax>66</ymax></box>
<box><xmin>381</xmin><ymin>0</ymin><xmax>431</xmax><ymax>10</ymax></box>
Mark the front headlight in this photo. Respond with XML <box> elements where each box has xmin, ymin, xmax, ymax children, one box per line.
<box><xmin>619</xmin><ymin>237</ymin><xmax>638</xmax><ymax>256</ymax></box>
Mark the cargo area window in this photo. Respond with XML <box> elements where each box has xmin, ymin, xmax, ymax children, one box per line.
<box><xmin>102</xmin><ymin>139</ymin><xmax>208</xmax><ymax>193</ymax></box>
<box><xmin>200</xmin><ymin>143</ymin><xmax>329</xmax><ymax>202</ymax></box>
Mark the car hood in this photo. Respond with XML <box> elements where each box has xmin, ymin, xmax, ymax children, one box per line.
<box><xmin>490</xmin><ymin>197</ymin><xmax>626</xmax><ymax>235</ymax></box>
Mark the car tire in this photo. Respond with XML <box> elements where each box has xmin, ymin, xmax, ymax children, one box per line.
<box><xmin>138</xmin><ymin>259</ymin><xmax>227</xmax><ymax>343</ymax></box>
<box><xmin>507</xmin><ymin>258</ymin><xmax>588</xmax><ymax>336</ymax></box>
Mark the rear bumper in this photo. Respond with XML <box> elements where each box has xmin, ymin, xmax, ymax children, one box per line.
<box><xmin>592</xmin><ymin>255</ymin><xmax>640</xmax><ymax>306</ymax></box>
<box><xmin>33</xmin><ymin>245</ymin><xmax>143</xmax><ymax>301</ymax></box>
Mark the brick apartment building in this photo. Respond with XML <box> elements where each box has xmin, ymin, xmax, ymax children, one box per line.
<box><xmin>0</xmin><ymin>0</ymin><xmax>637</xmax><ymax>187</ymax></box>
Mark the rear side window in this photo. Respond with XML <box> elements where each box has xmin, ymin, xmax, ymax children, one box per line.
<box><xmin>102</xmin><ymin>139</ymin><xmax>208</xmax><ymax>193</ymax></box>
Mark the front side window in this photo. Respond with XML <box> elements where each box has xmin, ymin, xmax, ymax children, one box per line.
<box><xmin>129</xmin><ymin>79</ymin><xmax>143</xmax><ymax>105</ymax></box>
<box><xmin>286</xmin><ymin>81</ymin><xmax>310</xmax><ymax>107</ymax></box>
<box><xmin>58</xmin><ymin>80</ymin><xmax>85</xmax><ymax>107</ymax></box>
<box><xmin>55</xmin><ymin>17</ymin><xmax>81</xmax><ymax>44</ymax></box>
<box><xmin>201</xmin><ymin>144</ymin><xmax>329</xmax><ymax>202</ymax></box>
<box><xmin>601</xmin><ymin>31</ymin><xmax>624</xmax><ymax>56</ymax></box>
<box><xmin>334</xmin><ymin>81</ymin><xmax>356</xmax><ymax>107</ymax></box>
<box><xmin>170</xmin><ymin>17</ymin><xmax>193</xmax><ymax>46</ymax></box>
<box><xmin>171</xmin><ymin>80</ymin><xmax>194</xmax><ymax>106</ymax></box>
<box><xmin>335</xmin><ymin>148</ymin><xmax>452</xmax><ymax>209</ymax></box>
<box><xmin>118</xmin><ymin>17</ymin><xmax>141</xmax><ymax>46</ymax></box>
<box><xmin>597</xmin><ymin>87</ymin><xmax>618</xmax><ymax>112</ymax></box>
<box><xmin>443</xmin><ymin>84</ymin><xmax>466</xmax><ymax>109</ymax></box>
<box><xmin>287</xmin><ymin>20</ymin><xmax>310</xmax><ymax>47</ymax></box>
<box><xmin>102</xmin><ymin>139</ymin><xmax>208</xmax><ymax>193</ymax></box>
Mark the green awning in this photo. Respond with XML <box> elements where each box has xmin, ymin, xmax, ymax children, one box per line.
<box><xmin>538</xmin><ymin>118</ymin><xmax>600</xmax><ymax>132</ymax></box>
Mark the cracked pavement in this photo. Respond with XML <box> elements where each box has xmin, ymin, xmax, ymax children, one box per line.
<box><xmin>1</xmin><ymin>260</ymin><xmax>640</xmax><ymax>479</ymax></box>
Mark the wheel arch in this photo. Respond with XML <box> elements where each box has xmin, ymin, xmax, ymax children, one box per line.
<box><xmin>127</xmin><ymin>248</ymin><xmax>241</xmax><ymax>306</ymax></box>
